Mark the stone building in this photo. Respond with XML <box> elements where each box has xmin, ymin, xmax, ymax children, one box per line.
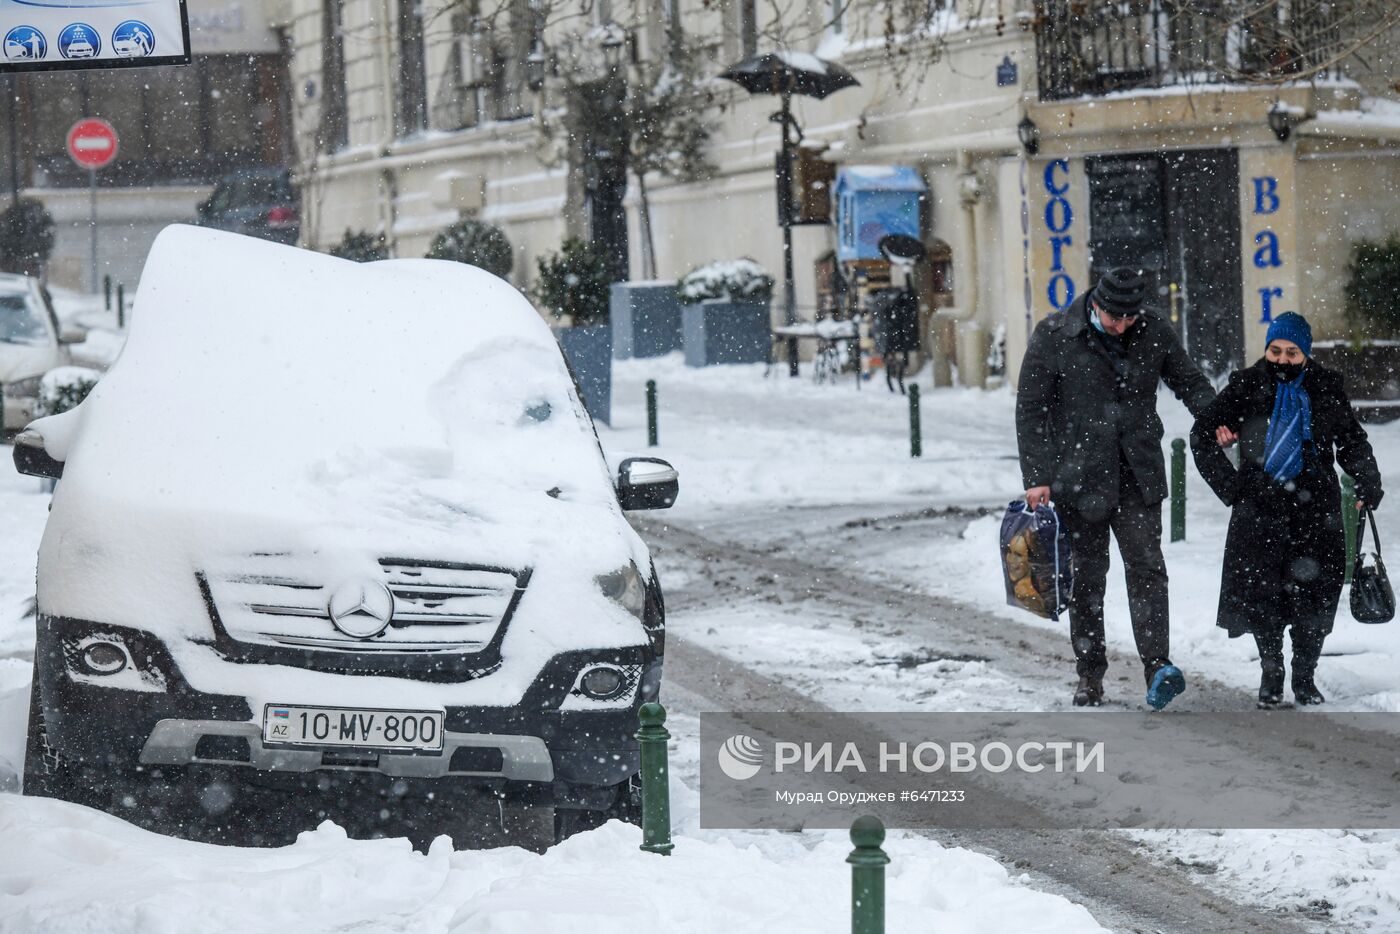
<box><xmin>280</xmin><ymin>0</ymin><xmax>1400</xmax><ymax>384</ymax></box>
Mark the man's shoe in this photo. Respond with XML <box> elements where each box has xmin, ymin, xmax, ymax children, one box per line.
<box><xmin>1292</xmin><ymin>676</ymin><xmax>1326</xmax><ymax>706</ymax></box>
<box><xmin>1258</xmin><ymin>665</ymin><xmax>1285</xmax><ymax>709</ymax></box>
<box><xmin>1146</xmin><ymin>665</ymin><xmax>1186</xmax><ymax>710</ymax></box>
<box><xmin>1073</xmin><ymin>676</ymin><xmax>1104</xmax><ymax>707</ymax></box>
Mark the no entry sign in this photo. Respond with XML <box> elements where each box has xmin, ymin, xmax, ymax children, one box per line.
<box><xmin>68</xmin><ymin>119</ymin><xmax>119</xmax><ymax>170</ymax></box>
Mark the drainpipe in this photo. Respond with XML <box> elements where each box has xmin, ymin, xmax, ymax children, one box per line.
<box><xmin>377</xmin><ymin>0</ymin><xmax>398</xmax><ymax>254</ymax></box>
<box><xmin>933</xmin><ymin>149</ymin><xmax>986</xmax><ymax>388</ymax></box>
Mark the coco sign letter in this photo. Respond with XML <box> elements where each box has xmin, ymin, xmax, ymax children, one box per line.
<box><xmin>1</xmin><ymin>0</ymin><xmax>189</xmax><ymax>72</ymax></box>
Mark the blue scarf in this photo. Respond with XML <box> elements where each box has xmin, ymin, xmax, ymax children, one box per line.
<box><xmin>1262</xmin><ymin>371</ymin><xmax>1312</xmax><ymax>483</ymax></box>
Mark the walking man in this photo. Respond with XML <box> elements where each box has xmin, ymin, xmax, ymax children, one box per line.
<box><xmin>1016</xmin><ymin>267</ymin><xmax>1215</xmax><ymax>709</ymax></box>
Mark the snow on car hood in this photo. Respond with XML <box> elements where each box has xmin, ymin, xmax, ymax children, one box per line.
<box><xmin>35</xmin><ymin>226</ymin><xmax>646</xmax><ymax>705</ymax></box>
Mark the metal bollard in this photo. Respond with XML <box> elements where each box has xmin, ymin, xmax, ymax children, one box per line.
<box><xmin>646</xmin><ymin>379</ymin><xmax>658</xmax><ymax>447</ymax></box>
<box><xmin>848</xmin><ymin>815</ymin><xmax>890</xmax><ymax>934</ymax></box>
<box><xmin>116</xmin><ymin>284</ymin><xmax>125</xmax><ymax>329</ymax></box>
<box><xmin>1342</xmin><ymin>474</ymin><xmax>1357</xmax><ymax>584</ymax></box>
<box><xmin>908</xmin><ymin>384</ymin><xmax>921</xmax><ymax>458</ymax></box>
<box><xmin>103</xmin><ymin>274</ymin><xmax>111</xmax><ymax>311</ymax></box>
<box><xmin>0</xmin><ymin>384</ymin><xmax>5</xmax><ymax>437</ymax></box>
<box><xmin>1170</xmin><ymin>438</ymin><xmax>1186</xmax><ymax>542</ymax></box>
<box><xmin>636</xmin><ymin>702</ymin><xmax>673</xmax><ymax>855</ymax></box>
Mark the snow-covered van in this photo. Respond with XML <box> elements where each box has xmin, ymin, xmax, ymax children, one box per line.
<box><xmin>18</xmin><ymin>226</ymin><xmax>676</xmax><ymax>848</ymax></box>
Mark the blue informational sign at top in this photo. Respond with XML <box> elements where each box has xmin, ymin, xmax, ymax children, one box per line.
<box><xmin>0</xmin><ymin>0</ymin><xmax>187</xmax><ymax>71</ymax></box>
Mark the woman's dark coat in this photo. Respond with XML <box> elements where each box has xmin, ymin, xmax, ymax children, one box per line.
<box><xmin>1190</xmin><ymin>359</ymin><xmax>1384</xmax><ymax>637</ymax></box>
<box><xmin>1016</xmin><ymin>294</ymin><xmax>1215</xmax><ymax>520</ymax></box>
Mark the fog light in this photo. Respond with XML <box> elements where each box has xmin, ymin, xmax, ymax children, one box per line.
<box><xmin>580</xmin><ymin>666</ymin><xmax>626</xmax><ymax>699</ymax></box>
<box><xmin>80</xmin><ymin>641</ymin><xmax>128</xmax><ymax>675</ymax></box>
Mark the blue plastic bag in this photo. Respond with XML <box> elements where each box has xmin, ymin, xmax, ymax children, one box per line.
<box><xmin>1000</xmin><ymin>501</ymin><xmax>1073</xmax><ymax>621</ymax></box>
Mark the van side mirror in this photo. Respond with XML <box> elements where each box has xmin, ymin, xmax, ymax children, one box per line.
<box><xmin>13</xmin><ymin>429</ymin><xmax>63</xmax><ymax>480</ymax></box>
<box><xmin>617</xmin><ymin>457</ymin><xmax>677</xmax><ymax>511</ymax></box>
<box><xmin>59</xmin><ymin>325</ymin><xmax>87</xmax><ymax>344</ymax></box>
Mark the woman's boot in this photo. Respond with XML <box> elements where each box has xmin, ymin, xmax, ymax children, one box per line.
<box><xmin>1253</xmin><ymin>629</ymin><xmax>1285</xmax><ymax>708</ymax></box>
<box><xmin>1291</xmin><ymin>628</ymin><xmax>1326</xmax><ymax>706</ymax></box>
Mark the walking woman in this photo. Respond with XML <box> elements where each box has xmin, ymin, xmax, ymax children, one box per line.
<box><xmin>1191</xmin><ymin>313</ymin><xmax>1383</xmax><ymax>708</ymax></box>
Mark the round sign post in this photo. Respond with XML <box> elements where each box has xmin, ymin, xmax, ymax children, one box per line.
<box><xmin>67</xmin><ymin>119</ymin><xmax>119</xmax><ymax>295</ymax></box>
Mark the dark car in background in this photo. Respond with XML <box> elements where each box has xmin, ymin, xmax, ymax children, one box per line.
<box><xmin>195</xmin><ymin>168</ymin><xmax>300</xmax><ymax>245</ymax></box>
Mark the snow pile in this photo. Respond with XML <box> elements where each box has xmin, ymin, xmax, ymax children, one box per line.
<box><xmin>677</xmin><ymin>259</ymin><xmax>775</xmax><ymax>304</ymax></box>
<box><xmin>0</xmin><ymin>785</ymin><xmax>1105</xmax><ymax>934</ymax></box>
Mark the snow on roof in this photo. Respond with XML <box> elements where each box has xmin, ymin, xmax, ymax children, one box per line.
<box><xmin>835</xmin><ymin>165</ymin><xmax>928</xmax><ymax>192</ymax></box>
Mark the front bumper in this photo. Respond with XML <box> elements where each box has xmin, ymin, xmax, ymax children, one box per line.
<box><xmin>35</xmin><ymin>616</ymin><xmax>662</xmax><ymax>794</ymax></box>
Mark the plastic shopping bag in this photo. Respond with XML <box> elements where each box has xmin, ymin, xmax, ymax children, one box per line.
<box><xmin>1000</xmin><ymin>501</ymin><xmax>1073</xmax><ymax>621</ymax></box>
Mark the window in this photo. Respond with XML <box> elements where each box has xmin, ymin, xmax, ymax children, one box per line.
<box><xmin>396</xmin><ymin>0</ymin><xmax>428</xmax><ymax>136</ymax></box>
<box><xmin>321</xmin><ymin>0</ymin><xmax>348</xmax><ymax>151</ymax></box>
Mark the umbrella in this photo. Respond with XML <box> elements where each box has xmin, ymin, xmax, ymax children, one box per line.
<box><xmin>719</xmin><ymin>51</ymin><xmax>860</xmax><ymax>100</ymax></box>
<box><xmin>720</xmin><ymin>51</ymin><xmax>859</xmax><ymax>378</ymax></box>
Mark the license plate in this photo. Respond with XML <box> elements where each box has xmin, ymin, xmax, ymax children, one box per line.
<box><xmin>262</xmin><ymin>704</ymin><xmax>445</xmax><ymax>751</ymax></box>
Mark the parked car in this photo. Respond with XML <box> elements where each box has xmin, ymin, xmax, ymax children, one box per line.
<box><xmin>19</xmin><ymin>225</ymin><xmax>677</xmax><ymax>850</ymax></box>
<box><xmin>0</xmin><ymin>274</ymin><xmax>86</xmax><ymax>432</ymax></box>
<box><xmin>194</xmin><ymin>168</ymin><xmax>300</xmax><ymax>245</ymax></box>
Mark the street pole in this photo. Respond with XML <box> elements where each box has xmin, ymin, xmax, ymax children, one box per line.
<box><xmin>88</xmin><ymin>167</ymin><xmax>98</xmax><ymax>293</ymax></box>
<box><xmin>780</xmin><ymin>88</ymin><xmax>798</xmax><ymax>377</ymax></box>
<box><xmin>7</xmin><ymin>75</ymin><xmax>17</xmax><ymax>206</ymax></box>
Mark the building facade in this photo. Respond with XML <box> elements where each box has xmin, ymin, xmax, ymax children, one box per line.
<box><xmin>281</xmin><ymin>0</ymin><xmax>1400</xmax><ymax>385</ymax></box>
<box><xmin>1</xmin><ymin>0</ymin><xmax>292</xmax><ymax>291</ymax></box>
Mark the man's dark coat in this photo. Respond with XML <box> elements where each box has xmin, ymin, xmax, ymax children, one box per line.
<box><xmin>1016</xmin><ymin>295</ymin><xmax>1215</xmax><ymax>520</ymax></box>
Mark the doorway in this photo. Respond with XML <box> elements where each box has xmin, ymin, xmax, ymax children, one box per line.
<box><xmin>1087</xmin><ymin>149</ymin><xmax>1243</xmax><ymax>376</ymax></box>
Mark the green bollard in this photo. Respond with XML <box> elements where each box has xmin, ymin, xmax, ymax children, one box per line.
<box><xmin>103</xmin><ymin>274</ymin><xmax>111</xmax><ymax>311</ymax></box>
<box><xmin>1343</xmin><ymin>474</ymin><xmax>1357</xmax><ymax>584</ymax></box>
<box><xmin>849</xmin><ymin>815</ymin><xmax>889</xmax><ymax>934</ymax></box>
<box><xmin>908</xmin><ymin>384</ymin><xmax>921</xmax><ymax>458</ymax></box>
<box><xmin>1170</xmin><ymin>438</ymin><xmax>1186</xmax><ymax>542</ymax></box>
<box><xmin>636</xmin><ymin>702</ymin><xmax>673</xmax><ymax>855</ymax></box>
<box><xmin>116</xmin><ymin>284</ymin><xmax>125</xmax><ymax>329</ymax></box>
<box><xmin>646</xmin><ymin>379</ymin><xmax>658</xmax><ymax>448</ymax></box>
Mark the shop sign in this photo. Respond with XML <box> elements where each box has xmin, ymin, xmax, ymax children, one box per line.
<box><xmin>1</xmin><ymin>0</ymin><xmax>189</xmax><ymax>72</ymax></box>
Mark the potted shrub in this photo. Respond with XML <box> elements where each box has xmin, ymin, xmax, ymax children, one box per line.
<box><xmin>1312</xmin><ymin>235</ymin><xmax>1400</xmax><ymax>422</ymax></box>
<box><xmin>327</xmin><ymin>228</ymin><xmax>388</xmax><ymax>262</ymax></box>
<box><xmin>426</xmin><ymin>219</ymin><xmax>513</xmax><ymax>280</ymax></box>
<box><xmin>535</xmin><ymin>238</ymin><xmax>612</xmax><ymax>425</ymax></box>
<box><xmin>676</xmin><ymin>258</ymin><xmax>774</xmax><ymax>367</ymax></box>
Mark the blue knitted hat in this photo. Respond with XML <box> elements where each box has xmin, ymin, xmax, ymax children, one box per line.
<box><xmin>1266</xmin><ymin>312</ymin><xmax>1312</xmax><ymax>357</ymax></box>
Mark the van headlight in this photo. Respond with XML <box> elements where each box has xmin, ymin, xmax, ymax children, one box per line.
<box><xmin>596</xmin><ymin>562</ymin><xmax>646</xmax><ymax>616</ymax></box>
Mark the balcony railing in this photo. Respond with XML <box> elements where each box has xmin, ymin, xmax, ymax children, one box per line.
<box><xmin>1035</xmin><ymin>0</ymin><xmax>1348</xmax><ymax>101</ymax></box>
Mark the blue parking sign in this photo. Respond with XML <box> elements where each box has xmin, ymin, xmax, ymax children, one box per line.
<box><xmin>58</xmin><ymin>23</ymin><xmax>100</xmax><ymax>60</ymax></box>
<box><xmin>112</xmin><ymin>20</ymin><xmax>154</xmax><ymax>58</ymax></box>
<box><xmin>3</xmin><ymin>26</ymin><xmax>45</xmax><ymax>62</ymax></box>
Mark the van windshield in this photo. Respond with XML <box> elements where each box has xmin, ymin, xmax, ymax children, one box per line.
<box><xmin>0</xmin><ymin>292</ymin><xmax>48</xmax><ymax>344</ymax></box>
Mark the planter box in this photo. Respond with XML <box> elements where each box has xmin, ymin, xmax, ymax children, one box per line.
<box><xmin>611</xmin><ymin>282</ymin><xmax>681</xmax><ymax>359</ymax></box>
<box><xmin>681</xmin><ymin>299</ymin><xmax>771</xmax><ymax>367</ymax></box>
<box><xmin>1310</xmin><ymin>340</ymin><xmax>1400</xmax><ymax>423</ymax></box>
<box><xmin>556</xmin><ymin>324</ymin><xmax>612</xmax><ymax>426</ymax></box>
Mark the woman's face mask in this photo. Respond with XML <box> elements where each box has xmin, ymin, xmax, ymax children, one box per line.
<box><xmin>1264</xmin><ymin>339</ymin><xmax>1306</xmax><ymax>382</ymax></box>
<box><xmin>1265</xmin><ymin>359</ymin><xmax>1305</xmax><ymax>382</ymax></box>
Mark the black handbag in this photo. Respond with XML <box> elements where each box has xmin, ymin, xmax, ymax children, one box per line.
<box><xmin>1351</xmin><ymin>508</ymin><xmax>1395</xmax><ymax>624</ymax></box>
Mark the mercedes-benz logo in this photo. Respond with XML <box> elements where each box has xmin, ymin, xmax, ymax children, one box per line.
<box><xmin>327</xmin><ymin>580</ymin><xmax>395</xmax><ymax>639</ymax></box>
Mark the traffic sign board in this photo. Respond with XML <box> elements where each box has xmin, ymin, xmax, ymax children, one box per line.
<box><xmin>67</xmin><ymin>118</ymin><xmax>119</xmax><ymax>169</ymax></box>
